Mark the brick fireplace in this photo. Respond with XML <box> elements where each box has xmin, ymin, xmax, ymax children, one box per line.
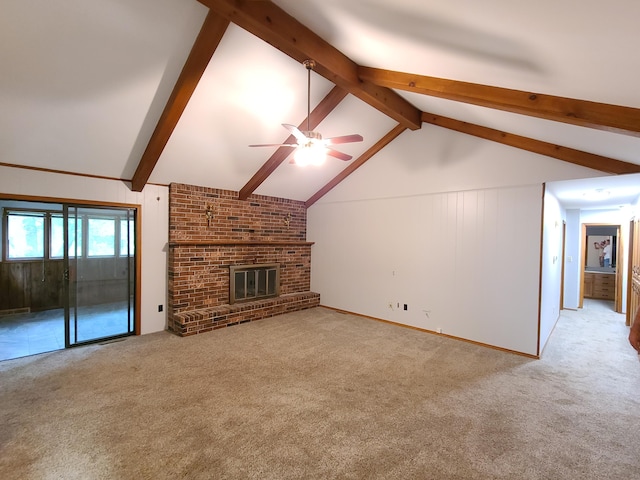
<box><xmin>167</xmin><ymin>183</ymin><xmax>320</xmax><ymax>336</ymax></box>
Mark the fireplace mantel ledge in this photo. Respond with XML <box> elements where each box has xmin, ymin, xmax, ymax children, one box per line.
<box><xmin>169</xmin><ymin>240</ymin><xmax>314</xmax><ymax>247</ymax></box>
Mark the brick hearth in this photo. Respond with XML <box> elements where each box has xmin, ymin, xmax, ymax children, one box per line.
<box><xmin>167</xmin><ymin>184</ymin><xmax>320</xmax><ymax>336</ymax></box>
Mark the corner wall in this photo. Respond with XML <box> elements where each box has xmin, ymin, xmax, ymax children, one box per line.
<box><xmin>306</xmin><ymin>125</ymin><xmax>606</xmax><ymax>356</ymax></box>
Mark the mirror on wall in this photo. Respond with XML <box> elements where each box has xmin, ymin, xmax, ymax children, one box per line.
<box><xmin>585</xmin><ymin>226</ymin><xmax>618</xmax><ymax>272</ymax></box>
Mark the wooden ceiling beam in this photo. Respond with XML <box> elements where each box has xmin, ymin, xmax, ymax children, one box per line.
<box><xmin>130</xmin><ymin>12</ymin><xmax>230</xmax><ymax>192</ymax></box>
<box><xmin>422</xmin><ymin>112</ymin><xmax>640</xmax><ymax>174</ymax></box>
<box><xmin>305</xmin><ymin>124</ymin><xmax>408</xmax><ymax>208</ymax></box>
<box><xmin>360</xmin><ymin>67</ymin><xmax>640</xmax><ymax>138</ymax></box>
<box><xmin>197</xmin><ymin>0</ymin><xmax>422</xmax><ymax>131</ymax></box>
<box><xmin>238</xmin><ymin>86</ymin><xmax>349</xmax><ymax>200</ymax></box>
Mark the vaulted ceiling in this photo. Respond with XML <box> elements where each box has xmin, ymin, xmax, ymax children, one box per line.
<box><xmin>2</xmin><ymin>0</ymin><xmax>640</xmax><ymax>207</ymax></box>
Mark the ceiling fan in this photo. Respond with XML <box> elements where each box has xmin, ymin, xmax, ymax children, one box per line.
<box><xmin>249</xmin><ymin>59</ymin><xmax>363</xmax><ymax>165</ymax></box>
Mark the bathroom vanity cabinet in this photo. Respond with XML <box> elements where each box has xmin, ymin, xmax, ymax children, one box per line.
<box><xmin>584</xmin><ymin>272</ymin><xmax>615</xmax><ymax>300</ymax></box>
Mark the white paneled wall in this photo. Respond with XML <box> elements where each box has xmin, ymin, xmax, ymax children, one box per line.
<box><xmin>0</xmin><ymin>166</ymin><xmax>169</xmax><ymax>334</ymax></box>
<box><xmin>539</xmin><ymin>190</ymin><xmax>564</xmax><ymax>352</ymax></box>
<box><xmin>309</xmin><ymin>184</ymin><xmax>543</xmax><ymax>355</ymax></box>
<box><xmin>562</xmin><ymin>209</ymin><xmax>582</xmax><ymax>310</ymax></box>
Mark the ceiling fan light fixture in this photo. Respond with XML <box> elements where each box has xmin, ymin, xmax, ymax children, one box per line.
<box><xmin>249</xmin><ymin>59</ymin><xmax>362</xmax><ymax>164</ymax></box>
<box><xmin>294</xmin><ymin>142</ymin><xmax>327</xmax><ymax>166</ymax></box>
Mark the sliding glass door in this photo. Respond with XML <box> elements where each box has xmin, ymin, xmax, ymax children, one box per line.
<box><xmin>64</xmin><ymin>205</ymin><xmax>135</xmax><ymax>346</ymax></box>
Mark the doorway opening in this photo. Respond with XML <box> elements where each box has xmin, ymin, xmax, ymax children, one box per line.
<box><xmin>580</xmin><ymin>224</ymin><xmax>621</xmax><ymax>313</ymax></box>
<box><xmin>0</xmin><ymin>198</ymin><xmax>139</xmax><ymax>360</ymax></box>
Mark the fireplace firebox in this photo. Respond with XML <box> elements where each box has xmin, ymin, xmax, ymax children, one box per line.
<box><xmin>229</xmin><ymin>264</ymin><xmax>280</xmax><ymax>304</ymax></box>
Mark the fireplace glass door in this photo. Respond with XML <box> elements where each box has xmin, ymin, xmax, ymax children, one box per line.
<box><xmin>230</xmin><ymin>264</ymin><xmax>279</xmax><ymax>304</ymax></box>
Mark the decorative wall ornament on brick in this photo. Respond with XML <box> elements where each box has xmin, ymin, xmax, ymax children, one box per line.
<box><xmin>167</xmin><ymin>183</ymin><xmax>319</xmax><ymax>336</ymax></box>
<box><xmin>205</xmin><ymin>204</ymin><xmax>214</xmax><ymax>227</ymax></box>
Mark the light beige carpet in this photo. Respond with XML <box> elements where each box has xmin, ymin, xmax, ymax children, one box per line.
<box><xmin>1</xmin><ymin>300</ymin><xmax>639</xmax><ymax>479</ymax></box>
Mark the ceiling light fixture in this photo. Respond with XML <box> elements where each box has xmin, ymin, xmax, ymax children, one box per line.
<box><xmin>582</xmin><ymin>188</ymin><xmax>611</xmax><ymax>201</ymax></box>
<box><xmin>293</xmin><ymin>131</ymin><xmax>327</xmax><ymax>166</ymax></box>
<box><xmin>293</xmin><ymin>60</ymin><xmax>327</xmax><ymax>167</ymax></box>
<box><xmin>294</xmin><ymin>60</ymin><xmax>325</xmax><ymax>166</ymax></box>
<box><xmin>249</xmin><ymin>60</ymin><xmax>362</xmax><ymax>164</ymax></box>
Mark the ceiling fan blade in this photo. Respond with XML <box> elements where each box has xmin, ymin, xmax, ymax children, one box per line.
<box><xmin>282</xmin><ymin>124</ymin><xmax>308</xmax><ymax>143</ymax></box>
<box><xmin>327</xmin><ymin>148</ymin><xmax>352</xmax><ymax>161</ymax></box>
<box><xmin>249</xmin><ymin>143</ymin><xmax>298</xmax><ymax>148</ymax></box>
<box><xmin>325</xmin><ymin>134</ymin><xmax>363</xmax><ymax>145</ymax></box>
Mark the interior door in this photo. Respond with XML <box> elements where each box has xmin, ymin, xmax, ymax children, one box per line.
<box><xmin>629</xmin><ymin>218</ymin><xmax>640</xmax><ymax>326</ymax></box>
<box><xmin>64</xmin><ymin>205</ymin><xmax>135</xmax><ymax>346</ymax></box>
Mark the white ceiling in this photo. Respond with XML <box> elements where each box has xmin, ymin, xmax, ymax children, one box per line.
<box><xmin>547</xmin><ymin>173</ymin><xmax>640</xmax><ymax>211</ymax></box>
<box><xmin>1</xmin><ymin>0</ymin><xmax>639</xmax><ymax>206</ymax></box>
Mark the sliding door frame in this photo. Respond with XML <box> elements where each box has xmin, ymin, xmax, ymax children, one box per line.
<box><xmin>0</xmin><ymin>193</ymin><xmax>141</xmax><ymax>336</ymax></box>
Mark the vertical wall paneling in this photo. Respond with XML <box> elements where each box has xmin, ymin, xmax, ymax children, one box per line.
<box><xmin>309</xmin><ymin>184</ymin><xmax>543</xmax><ymax>355</ymax></box>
